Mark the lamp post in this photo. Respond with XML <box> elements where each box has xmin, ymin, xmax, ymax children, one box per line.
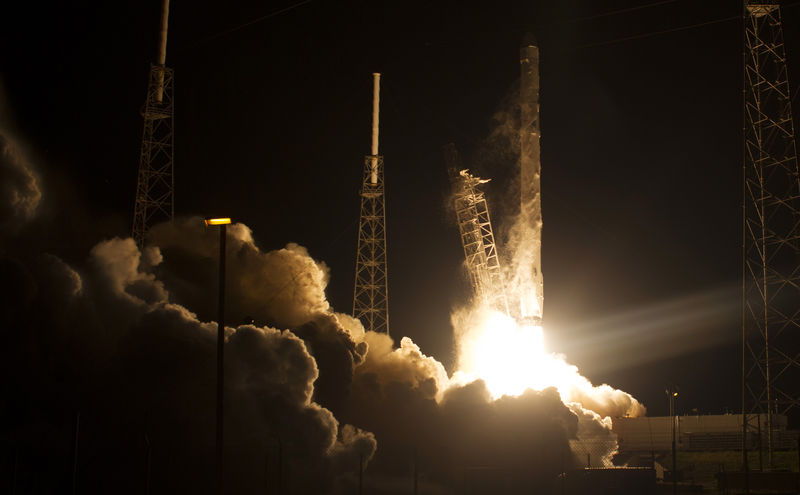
<box><xmin>666</xmin><ymin>388</ymin><xmax>679</xmax><ymax>495</ymax></box>
<box><xmin>205</xmin><ymin>217</ymin><xmax>231</xmax><ymax>495</ymax></box>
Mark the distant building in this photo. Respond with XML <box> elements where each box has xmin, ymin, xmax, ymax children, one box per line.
<box><xmin>612</xmin><ymin>414</ymin><xmax>797</xmax><ymax>453</ymax></box>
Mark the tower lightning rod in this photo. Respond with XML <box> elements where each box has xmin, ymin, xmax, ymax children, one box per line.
<box><xmin>353</xmin><ymin>72</ymin><xmax>389</xmax><ymax>334</ymax></box>
<box><xmin>156</xmin><ymin>0</ymin><xmax>170</xmax><ymax>103</ymax></box>
<box><xmin>131</xmin><ymin>0</ymin><xmax>175</xmax><ymax>247</ymax></box>
<box><xmin>370</xmin><ymin>73</ymin><xmax>380</xmax><ymax>184</ymax></box>
<box><xmin>157</xmin><ymin>0</ymin><xmax>169</xmax><ymax>65</ymax></box>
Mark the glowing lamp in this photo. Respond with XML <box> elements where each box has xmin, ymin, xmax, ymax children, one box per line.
<box><xmin>205</xmin><ymin>217</ymin><xmax>231</xmax><ymax>226</ymax></box>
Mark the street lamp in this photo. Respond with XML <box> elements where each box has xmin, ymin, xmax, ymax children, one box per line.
<box><xmin>666</xmin><ymin>388</ymin><xmax>679</xmax><ymax>495</ymax></box>
<box><xmin>205</xmin><ymin>217</ymin><xmax>231</xmax><ymax>495</ymax></box>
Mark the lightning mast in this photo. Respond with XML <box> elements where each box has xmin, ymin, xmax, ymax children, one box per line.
<box><xmin>132</xmin><ymin>0</ymin><xmax>174</xmax><ymax>248</ymax></box>
<box><xmin>444</xmin><ymin>145</ymin><xmax>510</xmax><ymax>315</ymax></box>
<box><xmin>742</xmin><ymin>1</ymin><xmax>800</xmax><ymax>465</ymax></box>
<box><xmin>353</xmin><ymin>73</ymin><xmax>389</xmax><ymax>334</ymax></box>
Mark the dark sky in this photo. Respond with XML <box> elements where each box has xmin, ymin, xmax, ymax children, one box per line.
<box><xmin>4</xmin><ymin>0</ymin><xmax>799</xmax><ymax>418</ymax></box>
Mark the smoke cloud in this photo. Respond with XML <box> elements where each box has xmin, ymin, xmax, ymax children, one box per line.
<box><xmin>3</xmin><ymin>97</ymin><xmax>645</xmax><ymax>492</ymax></box>
<box><xmin>148</xmin><ymin>218</ymin><xmax>331</xmax><ymax>329</ymax></box>
<box><xmin>1</xmin><ymin>209</ymin><xmax>604</xmax><ymax>493</ymax></box>
<box><xmin>0</xmin><ymin>130</ymin><xmax>41</xmax><ymax>234</ymax></box>
<box><xmin>339</xmin><ymin>331</ymin><xmax>579</xmax><ymax>493</ymax></box>
<box><xmin>2</xmin><ymin>217</ymin><xmax>377</xmax><ymax>492</ymax></box>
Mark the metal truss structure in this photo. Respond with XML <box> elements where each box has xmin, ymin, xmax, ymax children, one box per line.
<box><xmin>353</xmin><ymin>154</ymin><xmax>390</xmax><ymax>334</ymax></box>
<box><xmin>132</xmin><ymin>64</ymin><xmax>175</xmax><ymax>248</ymax></box>
<box><xmin>445</xmin><ymin>146</ymin><xmax>510</xmax><ymax>315</ymax></box>
<box><xmin>742</xmin><ymin>1</ymin><xmax>800</xmax><ymax>463</ymax></box>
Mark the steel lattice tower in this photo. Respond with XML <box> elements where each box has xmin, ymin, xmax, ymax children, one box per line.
<box><xmin>353</xmin><ymin>73</ymin><xmax>389</xmax><ymax>334</ymax></box>
<box><xmin>132</xmin><ymin>0</ymin><xmax>174</xmax><ymax>248</ymax></box>
<box><xmin>444</xmin><ymin>145</ymin><xmax>510</xmax><ymax>315</ymax></box>
<box><xmin>742</xmin><ymin>1</ymin><xmax>800</xmax><ymax>463</ymax></box>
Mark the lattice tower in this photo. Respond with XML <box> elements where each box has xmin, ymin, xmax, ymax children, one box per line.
<box><xmin>742</xmin><ymin>1</ymin><xmax>800</xmax><ymax>463</ymax></box>
<box><xmin>353</xmin><ymin>74</ymin><xmax>389</xmax><ymax>334</ymax></box>
<box><xmin>444</xmin><ymin>145</ymin><xmax>510</xmax><ymax>315</ymax></box>
<box><xmin>132</xmin><ymin>0</ymin><xmax>174</xmax><ymax>248</ymax></box>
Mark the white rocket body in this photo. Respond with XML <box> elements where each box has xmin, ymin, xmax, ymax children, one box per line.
<box><xmin>519</xmin><ymin>43</ymin><xmax>543</xmax><ymax>319</ymax></box>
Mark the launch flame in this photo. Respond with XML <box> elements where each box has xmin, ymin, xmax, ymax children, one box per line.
<box><xmin>447</xmin><ymin>201</ymin><xmax>645</xmax><ymax>465</ymax></box>
<box><xmin>453</xmin><ymin>304</ymin><xmax>644</xmax><ymax>417</ymax></box>
<box><xmin>450</xmin><ymin>302</ymin><xmax>645</xmax><ymax>466</ymax></box>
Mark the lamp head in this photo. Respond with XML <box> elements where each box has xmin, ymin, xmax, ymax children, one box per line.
<box><xmin>205</xmin><ymin>217</ymin><xmax>231</xmax><ymax>226</ymax></box>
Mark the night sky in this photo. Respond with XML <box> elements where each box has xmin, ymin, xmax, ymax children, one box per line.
<box><xmin>4</xmin><ymin>0</ymin><xmax>798</xmax><ymax>422</ymax></box>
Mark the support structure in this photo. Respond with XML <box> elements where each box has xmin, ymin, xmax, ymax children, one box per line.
<box><xmin>444</xmin><ymin>145</ymin><xmax>510</xmax><ymax>315</ymax></box>
<box><xmin>132</xmin><ymin>0</ymin><xmax>174</xmax><ymax>248</ymax></box>
<box><xmin>353</xmin><ymin>73</ymin><xmax>389</xmax><ymax>334</ymax></box>
<box><xmin>518</xmin><ymin>36</ymin><xmax>544</xmax><ymax>321</ymax></box>
<box><xmin>742</xmin><ymin>1</ymin><xmax>800</xmax><ymax>466</ymax></box>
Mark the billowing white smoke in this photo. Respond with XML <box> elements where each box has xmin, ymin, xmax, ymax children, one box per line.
<box><xmin>149</xmin><ymin>218</ymin><xmax>331</xmax><ymax>328</ymax></box>
<box><xmin>355</xmin><ymin>332</ymin><xmax>451</xmax><ymax>402</ymax></box>
<box><xmin>2</xmin><ymin>115</ymin><xmax>640</xmax><ymax>492</ymax></box>
<box><xmin>144</xmin><ymin>218</ymin><xmax>600</xmax><ymax>490</ymax></box>
<box><xmin>88</xmin><ymin>236</ymin><xmax>378</xmax><ymax>488</ymax></box>
<box><xmin>2</xmin><ymin>211</ymin><xmax>377</xmax><ymax>492</ymax></box>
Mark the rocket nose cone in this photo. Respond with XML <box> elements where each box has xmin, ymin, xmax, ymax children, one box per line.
<box><xmin>522</xmin><ymin>32</ymin><xmax>538</xmax><ymax>47</ymax></box>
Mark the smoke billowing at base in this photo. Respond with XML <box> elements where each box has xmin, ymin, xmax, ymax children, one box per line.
<box><xmin>0</xmin><ymin>41</ymin><xmax>644</xmax><ymax>490</ymax></box>
<box><xmin>3</xmin><ymin>148</ymin><xmax>644</xmax><ymax>493</ymax></box>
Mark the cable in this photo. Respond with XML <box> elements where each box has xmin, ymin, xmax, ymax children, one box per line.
<box><xmin>192</xmin><ymin>0</ymin><xmax>312</xmax><ymax>47</ymax></box>
<box><xmin>567</xmin><ymin>0</ymin><xmax>678</xmax><ymax>23</ymax></box>
<box><xmin>574</xmin><ymin>1</ymin><xmax>800</xmax><ymax>50</ymax></box>
<box><xmin>578</xmin><ymin>15</ymin><xmax>739</xmax><ymax>49</ymax></box>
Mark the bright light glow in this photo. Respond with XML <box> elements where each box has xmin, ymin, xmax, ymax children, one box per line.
<box><xmin>453</xmin><ymin>305</ymin><xmax>646</xmax><ymax>421</ymax></box>
<box><xmin>450</xmin><ymin>302</ymin><xmax>646</xmax><ymax>468</ymax></box>
<box><xmin>456</xmin><ymin>309</ymin><xmax>577</xmax><ymax>398</ymax></box>
<box><xmin>205</xmin><ymin>217</ymin><xmax>231</xmax><ymax>226</ymax></box>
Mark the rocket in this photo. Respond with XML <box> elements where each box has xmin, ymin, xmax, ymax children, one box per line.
<box><xmin>519</xmin><ymin>35</ymin><xmax>544</xmax><ymax>321</ymax></box>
